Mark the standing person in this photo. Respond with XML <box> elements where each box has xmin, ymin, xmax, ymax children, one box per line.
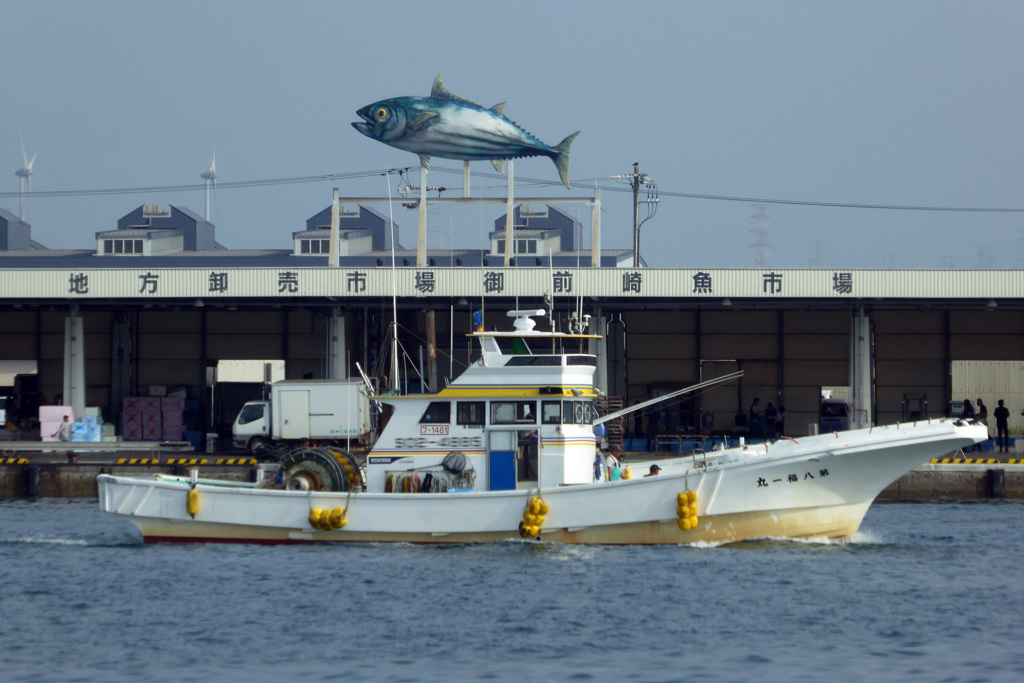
<box><xmin>606</xmin><ymin>449</ymin><xmax>622</xmax><ymax>481</ymax></box>
<box><xmin>51</xmin><ymin>415</ymin><xmax>72</xmax><ymax>442</ymax></box>
<box><xmin>764</xmin><ymin>402</ymin><xmax>778</xmax><ymax>440</ymax></box>
<box><xmin>976</xmin><ymin>398</ymin><xmax>988</xmax><ymax>424</ymax></box>
<box><xmin>776</xmin><ymin>405</ymin><xmax>786</xmax><ymax>437</ymax></box>
<box><xmin>748</xmin><ymin>398</ymin><xmax>762</xmax><ymax>438</ymax></box>
<box><xmin>993</xmin><ymin>400</ymin><xmax>1010</xmax><ymax>452</ymax></box>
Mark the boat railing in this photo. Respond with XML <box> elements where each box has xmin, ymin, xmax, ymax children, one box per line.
<box><xmin>691</xmin><ymin>447</ymin><xmax>709</xmax><ymax>469</ymax></box>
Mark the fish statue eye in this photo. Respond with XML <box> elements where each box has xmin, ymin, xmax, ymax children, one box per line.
<box><xmin>375</xmin><ymin>107</ymin><xmax>388</xmax><ymax>120</ymax></box>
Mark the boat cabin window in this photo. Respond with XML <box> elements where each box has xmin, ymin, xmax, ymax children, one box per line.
<box><xmin>562</xmin><ymin>400</ymin><xmax>593</xmax><ymax>425</ymax></box>
<box><xmin>505</xmin><ymin>356</ymin><xmax>559</xmax><ymax>366</ymax></box>
<box><xmin>541</xmin><ymin>400</ymin><xmax>561</xmax><ymax>424</ymax></box>
<box><xmin>420</xmin><ymin>401</ymin><xmax>451</xmax><ymax>424</ymax></box>
<box><xmin>491</xmin><ymin>400</ymin><xmax>537</xmax><ymax>425</ymax></box>
<box><xmin>567</xmin><ymin>356</ymin><xmax>597</xmax><ymax>366</ymax></box>
<box><xmin>236</xmin><ymin>403</ymin><xmax>265</xmax><ymax>425</ymax></box>
<box><xmin>457</xmin><ymin>401</ymin><xmax>486</xmax><ymax>426</ymax></box>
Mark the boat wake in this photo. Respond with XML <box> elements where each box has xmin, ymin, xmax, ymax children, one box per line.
<box><xmin>683</xmin><ymin>533</ymin><xmax>861</xmax><ymax>550</ymax></box>
<box><xmin>1</xmin><ymin>531</ymin><xmax>143</xmax><ymax>547</ymax></box>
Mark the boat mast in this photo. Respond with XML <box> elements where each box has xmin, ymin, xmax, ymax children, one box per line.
<box><xmin>386</xmin><ymin>167</ymin><xmax>400</xmax><ymax>392</ymax></box>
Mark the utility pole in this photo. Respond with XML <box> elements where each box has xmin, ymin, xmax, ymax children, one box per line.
<box><xmin>612</xmin><ymin>163</ymin><xmax>658</xmax><ymax>267</ymax></box>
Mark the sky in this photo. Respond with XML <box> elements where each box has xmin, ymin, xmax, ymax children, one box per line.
<box><xmin>3</xmin><ymin>0</ymin><xmax>1023</xmax><ymax>269</ymax></box>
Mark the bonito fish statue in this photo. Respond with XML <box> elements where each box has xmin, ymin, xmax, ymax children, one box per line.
<box><xmin>352</xmin><ymin>75</ymin><xmax>580</xmax><ymax>189</ymax></box>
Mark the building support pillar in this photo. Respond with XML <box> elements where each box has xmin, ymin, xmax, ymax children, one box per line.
<box><xmin>850</xmin><ymin>309</ymin><xmax>873</xmax><ymax>428</ymax></box>
<box><xmin>110</xmin><ymin>315</ymin><xmax>131</xmax><ymax>425</ymax></box>
<box><xmin>425</xmin><ymin>309</ymin><xmax>437</xmax><ymax>393</ymax></box>
<box><xmin>63</xmin><ymin>304</ymin><xmax>86</xmax><ymax>418</ymax></box>
<box><xmin>329</xmin><ymin>308</ymin><xmax>346</xmax><ymax>380</ymax></box>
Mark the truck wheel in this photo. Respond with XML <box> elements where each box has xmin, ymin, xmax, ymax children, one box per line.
<box><xmin>247</xmin><ymin>436</ymin><xmax>270</xmax><ymax>456</ymax></box>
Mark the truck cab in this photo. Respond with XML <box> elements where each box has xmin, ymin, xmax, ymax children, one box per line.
<box><xmin>821</xmin><ymin>398</ymin><xmax>851</xmax><ymax>432</ymax></box>
<box><xmin>232</xmin><ymin>400</ymin><xmax>271</xmax><ymax>452</ymax></box>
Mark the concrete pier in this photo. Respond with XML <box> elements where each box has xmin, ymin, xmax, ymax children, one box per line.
<box><xmin>1</xmin><ymin>456</ymin><xmax>259</xmax><ymax>499</ymax></box>
<box><xmin>877</xmin><ymin>463</ymin><xmax>1024</xmax><ymax>501</ymax></box>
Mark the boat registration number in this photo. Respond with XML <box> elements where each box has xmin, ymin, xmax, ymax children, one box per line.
<box><xmin>420</xmin><ymin>425</ymin><xmax>449</xmax><ymax>436</ymax></box>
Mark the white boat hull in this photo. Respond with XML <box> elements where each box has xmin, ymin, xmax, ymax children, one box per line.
<box><xmin>98</xmin><ymin>420</ymin><xmax>986</xmax><ymax>545</ymax></box>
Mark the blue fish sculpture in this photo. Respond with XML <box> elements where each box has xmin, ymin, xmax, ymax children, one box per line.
<box><xmin>352</xmin><ymin>75</ymin><xmax>580</xmax><ymax>189</ymax></box>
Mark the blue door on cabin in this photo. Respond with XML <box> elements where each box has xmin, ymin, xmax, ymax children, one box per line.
<box><xmin>488</xmin><ymin>431</ymin><xmax>517</xmax><ymax>491</ymax></box>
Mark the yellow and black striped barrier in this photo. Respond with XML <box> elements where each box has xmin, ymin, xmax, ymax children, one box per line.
<box><xmin>930</xmin><ymin>458</ymin><xmax>1020</xmax><ymax>464</ymax></box>
<box><xmin>2</xmin><ymin>458</ymin><xmax>30</xmax><ymax>464</ymax></box>
<box><xmin>113</xmin><ymin>457</ymin><xmax>257</xmax><ymax>465</ymax></box>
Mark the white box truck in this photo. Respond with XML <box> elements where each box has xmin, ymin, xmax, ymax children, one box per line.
<box><xmin>232</xmin><ymin>379</ymin><xmax>371</xmax><ymax>454</ymax></box>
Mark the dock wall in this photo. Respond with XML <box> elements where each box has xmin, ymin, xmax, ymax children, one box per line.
<box><xmin>1</xmin><ymin>463</ymin><xmax>256</xmax><ymax>499</ymax></box>
<box><xmin>2</xmin><ymin>462</ymin><xmax>1022</xmax><ymax>501</ymax></box>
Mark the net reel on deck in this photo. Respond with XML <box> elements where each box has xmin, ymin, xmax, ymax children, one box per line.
<box><xmin>279</xmin><ymin>447</ymin><xmax>362</xmax><ymax>492</ymax></box>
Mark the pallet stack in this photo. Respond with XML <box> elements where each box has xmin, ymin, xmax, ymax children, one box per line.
<box><xmin>122</xmin><ymin>396</ymin><xmax>186</xmax><ymax>441</ymax></box>
<box><xmin>161</xmin><ymin>396</ymin><xmax>184</xmax><ymax>441</ymax></box>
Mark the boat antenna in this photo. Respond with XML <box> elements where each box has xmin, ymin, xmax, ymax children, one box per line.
<box><xmin>386</xmin><ymin>167</ymin><xmax>400</xmax><ymax>393</ymax></box>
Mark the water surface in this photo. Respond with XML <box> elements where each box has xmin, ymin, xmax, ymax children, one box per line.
<box><xmin>2</xmin><ymin>500</ymin><xmax>1022</xmax><ymax>682</ymax></box>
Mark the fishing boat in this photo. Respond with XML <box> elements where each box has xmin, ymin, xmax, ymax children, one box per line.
<box><xmin>97</xmin><ymin>309</ymin><xmax>986</xmax><ymax>545</ymax></box>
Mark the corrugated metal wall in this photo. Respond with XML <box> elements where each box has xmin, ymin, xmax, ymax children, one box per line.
<box><xmin>953</xmin><ymin>360</ymin><xmax>1024</xmax><ymax>435</ymax></box>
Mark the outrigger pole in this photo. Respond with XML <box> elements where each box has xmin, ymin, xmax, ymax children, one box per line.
<box><xmin>593</xmin><ymin>371</ymin><xmax>745</xmax><ymax>426</ymax></box>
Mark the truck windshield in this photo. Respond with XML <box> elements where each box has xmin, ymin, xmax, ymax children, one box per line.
<box><xmin>237</xmin><ymin>404</ymin><xmax>265</xmax><ymax>425</ymax></box>
<box><xmin>822</xmin><ymin>402</ymin><xmax>848</xmax><ymax>418</ymax></box>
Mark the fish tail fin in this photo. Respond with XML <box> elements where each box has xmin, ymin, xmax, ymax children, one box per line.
<box><xmin>552</xmin><ymin>131</ymin><xmax>580</xmax><ymax>190</ymax></box>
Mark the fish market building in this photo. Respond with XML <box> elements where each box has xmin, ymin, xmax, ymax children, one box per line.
<box><xmin>1</xmin><ymin>203</ymin><xmax>1022</xmax><ymax>446</ymax></box>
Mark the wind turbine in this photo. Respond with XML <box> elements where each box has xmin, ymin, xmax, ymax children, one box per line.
<box><xmin>15</xmin><ymin>135</ymin><xmax>36</xmax><ymax>222</ymax></box>
<box><xmin>200</xmin><ymin>149</ymin><xmax>217</xmax><ymax>222</ymax></box>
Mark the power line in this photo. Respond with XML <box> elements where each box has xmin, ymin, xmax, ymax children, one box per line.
<box><xmin>3</xmin><ymin>164</ymin><xmax>1023</xmax><ymax>213</ymax></box>
<box><xmin>432</xmin><ymin>167</ymin><xmax>1024</xmax><ymax>213</ymax></box>
<box><xmin>0</xmin><ymin>169</ymin><xmax>398</xmax><ymax>199</ymax></box>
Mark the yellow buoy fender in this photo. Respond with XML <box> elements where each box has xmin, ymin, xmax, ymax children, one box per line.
<box><xmin>675</xmin><ymin>491</ymin><xmax>699</xmax><ymax>532</ymax></box>
<box><xmin>186</xmin><ymin>489</ymin><xmax>200</xmax><ymax>518</ymax></box>
<box><xmin>329</xmin><ymin>506</ymin><xmax>347</xmax><ymax>529</ymax></box>
<box><xmin>320</xmin><ymin>510</ymin><xmax>335</xmax><ymax>530</ymax></box>
<box><xmin>520</xmin><ymin>497</ymin><xmax>548</xmax><ymax>537</ymax></box>
<box><xmin>309</xmin><ymin>507</ymin><xmax>324</xmax><ymax>529</ymax></box>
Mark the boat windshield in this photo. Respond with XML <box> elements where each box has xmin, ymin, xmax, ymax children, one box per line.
<box><xmin>505</xmin><ymin>356</ymin><xmax>560</xmax><ymax>366</ymax></box>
